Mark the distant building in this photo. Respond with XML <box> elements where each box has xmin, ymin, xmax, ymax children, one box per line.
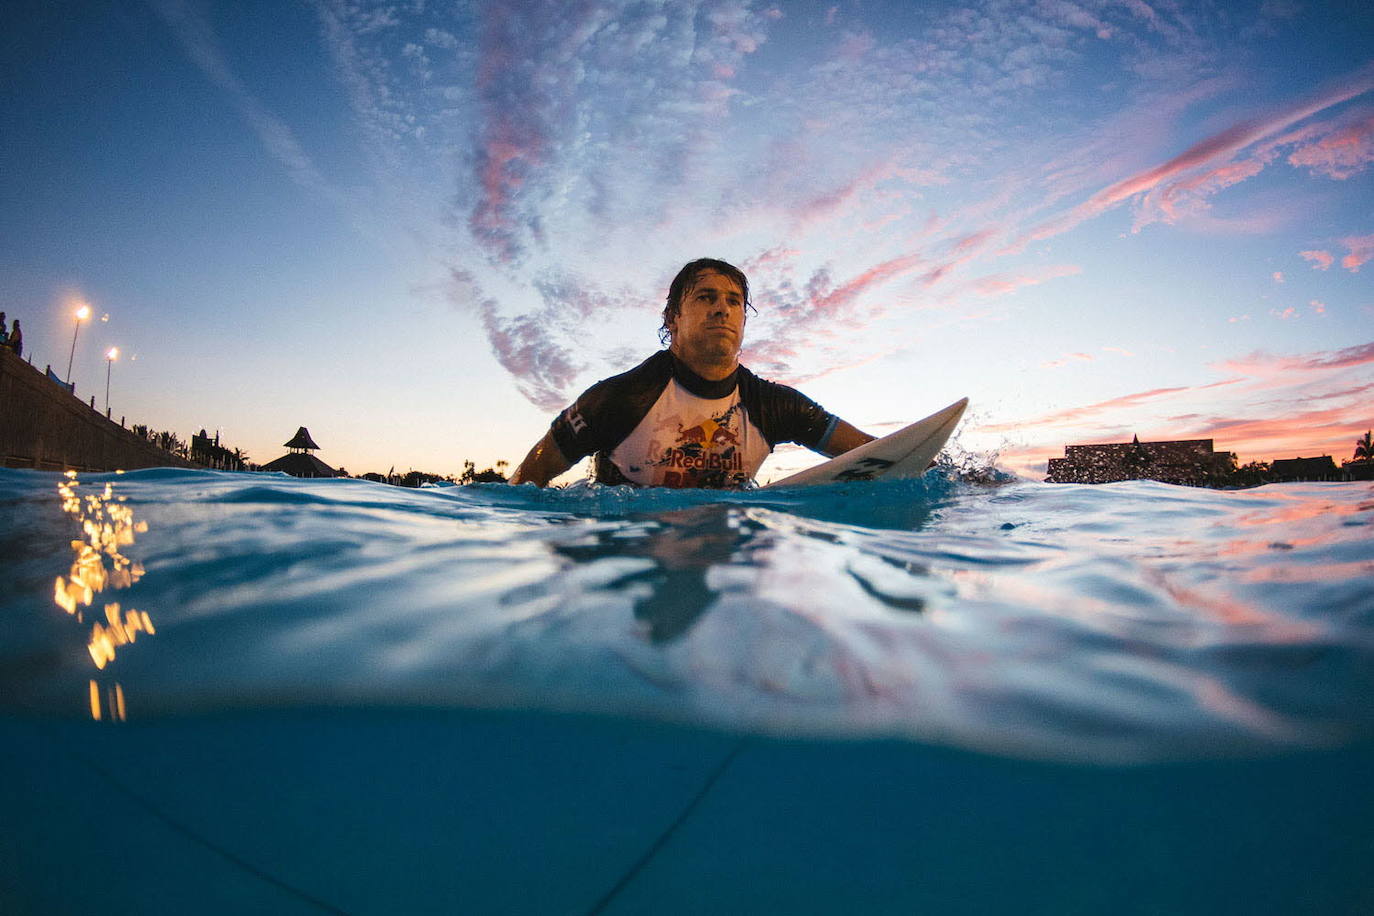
<box><xmin>1046</xmin><ymin>435</ymin><xmax>1233</xmax><ymax>486</ymax></box>
<box><xmin>190</xmin><ymin>429</ymin><xmax>247</xmax><ymax>471</ymax></box>
<box><xmin>1269</xmin><ymin>456</ymin><xmax>1339</xmax><ymax>482</ymax></box>
<box><xmin>258</xmin><ymin>426</ymin><xmax>337</xmax><ymax>478</ymax></box>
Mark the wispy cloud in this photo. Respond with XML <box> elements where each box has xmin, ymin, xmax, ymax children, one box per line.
<box><xmin>1300</xmin><ymin>249</ymin><xmax>1334</xmax><ymax>270</ymax></box>
<box><xmin>979</xmin><ymin>382</ymin><xmax>1229</xmax><ymax>434</ymax></box>
<box><xmin>1287</xmin><ymin>111</ymin><xmax>1374</xmax><ymax>179</ymax></box>
<box><xmin>1040</xmin><ymin>351</ymin><xmax>1094</xmax><ymax>369</ymax></box>
<box><xmin>1016</xmin><ymin>61</ymin><xmax>1374</xmax><ymax>245</ymax></box>
<box><xmin>150</xmin><ymin>0</ymin><xmax>342</xmax><ymax>202</ymax></box>
<box><xmin>971</xmin><ymin>264</ymin><xmax>1082</xmax><ymax>298</ymax></box>
<box><xmin>462</xmin><ymin>1</ymin><xmax>782</xmax><ymax>266</ymax></box>
<box><xmin>446</xmin><ymin>268</ymin><xmax>581</xmax><ymax>411</ymax></box>
<box><xmin>1340</xmin><ymin>233</ymin><xmax>1374</xmax><ymax>271</ymax></box>
<box><xmin>1214</xmin><ymin>341</ymin><xmax>1374</xmax><ymax>375</ymax></box>
<box><xmin>743</xmin><ymin>252</ymin><xmax>928</xmax><ymax>379</ymax></box>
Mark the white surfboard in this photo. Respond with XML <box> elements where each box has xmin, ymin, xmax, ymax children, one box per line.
<box><xmin>764</xmin><ymin>398</ymin><xmax>969</xmax><ymax>488</ymax></box>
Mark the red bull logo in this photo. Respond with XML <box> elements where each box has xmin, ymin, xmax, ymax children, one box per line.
<box><xmin>664</xmin><ymin>448</ymin><xmax>743</xmax><ymax>470</ymax></box>
<box><xmin>678</xmin><ymin>424</ymin><xmax>709</xmax><ymax>446</ymax></box>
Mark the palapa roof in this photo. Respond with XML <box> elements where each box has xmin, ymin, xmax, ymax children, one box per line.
<box><xmin>258</xmin><ymin>451</ymin><xmax>337</xmax><ymax>478</ymax></box>
<box><xmin>283</xmin><ymin>426</ymin><xmax>320</xmax><ymax>451</ymax></box>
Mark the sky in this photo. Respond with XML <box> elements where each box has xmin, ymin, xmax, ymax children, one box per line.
<box><xmin>1</xmin><ymin>0</ymin><xmax>1371</xmax><ymax>482</ymax></box>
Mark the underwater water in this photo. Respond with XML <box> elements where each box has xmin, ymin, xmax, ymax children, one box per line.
<box><xmin>1</xmin><ymin>467</ymin><xmax>1372</xmax><ymax>914</ymax></box>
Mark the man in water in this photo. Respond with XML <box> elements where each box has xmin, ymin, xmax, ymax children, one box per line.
<box><xmin>511</xmin><ymin>258</ymin><xmax>873</xmax><ymax>488</ymax></box>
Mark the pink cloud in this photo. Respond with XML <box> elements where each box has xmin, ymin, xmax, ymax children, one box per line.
<box><xmin>742</xmin><ymin>252</ymin><xmax>928</xmax><ymax>378</ymax></box>
<box><xmin>817</xmin><ymin>252</ymin><xmax>926</xmax><ymax>314</ymax></box>
<box><xmin>1271</xmin><ymin>306</ymin><xmax>1298</xmax><ymax>320</ymax></box>
<box><xmin>1170</xmin><ymin>392</ymin><xmax>1374</xmax><ymax>462</ymax></box>
<box><xmin>920</xmin><ymin>226</ymin><xmax>1001</xmax><ymax>286</ymax></box>
<box><xmin>447</xmin><ymin>268</ymin><xmax>581</xmax><ymax>410</ymax></box>
<box><xmin>1213</xmin><ymin>341</ymin><xmax>1374</xmax><ymax>375</ymax></box>
<box><xmin>972</xmin><ymin>264</ymin><xmax>1082</xmax><ymax>298</ymax></box>
<box><xmin>1309</xmin><ymin>300</ymin><xmax>1326</xmax><ymax>315</ymax></box>
<box><xmin>1135</xmin><ymin>155</ymin><xmax>1269</xmax><ymax>228</ymax></box>
<box><xmin>1340</xmin><ymin>233</ymin><xmax>1374</xmax><ymax>271</ymax></box>
<box><xmin>788</xmin><ymin>159</ymin><xmax>948</xmax><ymax>235</ymax></box>
<box><xmin>1272</xmin><ymin>271</ymin><xmax>1284</xmax><ymax>283</ymax></box>
<box><xmin>1040</xmin><ymin>352</ymin><xmax>1094</xmax><ymax>369</ymax></box>
<box><xmin>741</xmin><ymin>245</ymin><xmax>802</xmax><ymax>274</ymax></box>
<box><xmin>1300</xmin><ymin>249</ymin><xmax>1334</xmax><ymax>270</ymax></box>
<box><xmin>979</xmin><ymin>385</ymin><xmax>1199</xmax><ymax>434</ymax></box>
<box><xmin>1102</xmin><ymin>346</ymin><xmax>1135</xmax><ymax>356</ymax></box>
<box><xmin>1287</xmin><ymin>113</ymin><xmax>1374</xmax><ymax>179</ymax></box>
<box><xmin>1016</xmin><ymin>63</ymin><xmax>1374</xmax><ymax>246</ymax></box>
<box><xmin>1227</xmin><ymin>314</ymin><xmax>1251</xmax><ymax>323</ymax></box>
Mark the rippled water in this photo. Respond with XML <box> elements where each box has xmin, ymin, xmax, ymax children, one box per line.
<box><xmin>2</xmin><ymin>467</ymin><xmax>1372</xmax><ymax>913</ymax></box>
<box><xmin>4</xmin><ymin>467</ymin><xmax>1371</xmax><ymax>761</ymax></box>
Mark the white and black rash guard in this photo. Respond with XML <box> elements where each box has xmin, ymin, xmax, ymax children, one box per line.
<box><xmin>550</xmin><ymin>350</ymin><xmax>839</xmax><ymax>488</ymax></box>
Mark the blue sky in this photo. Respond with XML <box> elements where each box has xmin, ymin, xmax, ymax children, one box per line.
<box><xmin>2</xmin><ymin>0</ymin><xmax>1371</xmax><ymax>479</ymax></box>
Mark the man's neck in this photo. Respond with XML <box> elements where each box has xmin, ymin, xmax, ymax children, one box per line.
<box><xmin>669</xmin><ymin>345</ymin><xmax>738</xmax><ymax>381</ymax></box>
<box><xmin>668</xmin><ymin>351</ymin><xmax>739</xmax><ymax>399</ymax></box>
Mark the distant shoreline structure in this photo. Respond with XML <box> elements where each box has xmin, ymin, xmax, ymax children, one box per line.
<box><xmin>1046</xmin><ymin>435</ymin><xmax>1371</xmax><ymax>486</ymax></box>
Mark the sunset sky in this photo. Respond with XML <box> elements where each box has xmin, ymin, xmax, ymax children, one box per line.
<box><xmin>2</xmin><ymin>0</ymin><xmax>1371</xmax><ymax>481</ymax></box>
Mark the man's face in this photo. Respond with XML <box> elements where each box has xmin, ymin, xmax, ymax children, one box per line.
<box><xmin>668</xmin><ymin>270</ymin><xmax>746</xmax><ymax>366</ymax></box>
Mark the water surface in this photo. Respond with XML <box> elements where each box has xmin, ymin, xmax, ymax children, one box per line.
<box><xmin>2</xmin><ymin>468</ymin><xmax>1371</xmax><ymax>913</ymax></box>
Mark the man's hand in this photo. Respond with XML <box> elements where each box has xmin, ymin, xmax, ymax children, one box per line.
<box><xmin>510</xmin><ymin>431</ymin><xmax>573</xmax><ymax>486</ymax></box>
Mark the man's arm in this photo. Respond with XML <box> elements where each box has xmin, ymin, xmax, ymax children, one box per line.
<box><xmin>509</xmin><ymin>430</ymin><xmax>573</xmax><ymax>486</ymax></box>
<box><xmin>820</xmin><ymin>419</ymin><xmax>876</xmax><ymax>458</ymax></box>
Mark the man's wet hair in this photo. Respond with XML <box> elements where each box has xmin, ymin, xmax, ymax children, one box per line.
<box><xmin>659</xmin><ymin>258</ymin><xmax>754</xmax><ymax>346</ymax></box>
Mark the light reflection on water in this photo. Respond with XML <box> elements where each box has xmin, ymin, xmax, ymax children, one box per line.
<box><xmin>50</xmin><ymin>471</ymin><xmax>155</xmax><ymax>721</ymax></box>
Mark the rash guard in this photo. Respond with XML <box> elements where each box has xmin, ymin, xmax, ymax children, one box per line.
<box><xmin>550</xmin><ymin>351</ymin><xmax>838</xmax><ymax>488</ymax></box>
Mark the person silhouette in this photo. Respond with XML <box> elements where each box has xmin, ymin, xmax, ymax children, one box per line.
<box><xmin>7</xmin><ymin>319</ymin><xmax>21</xmax><ymax>357</ymax></box>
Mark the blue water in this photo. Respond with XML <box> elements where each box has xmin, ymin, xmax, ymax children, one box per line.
<box><xmin>2</xmin><ymin>467</ymin><xmax>1372</xmax><ymax>913</ymax></box>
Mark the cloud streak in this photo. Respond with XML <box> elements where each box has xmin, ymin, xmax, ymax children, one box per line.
<box><xmin>151</xmin><ymin>0</ymin><xmax>343</xmax><ymax>202</ymax></box>
<box><xmin>1018</xmin><ymin>61</ymin><xmax>1374</xmax><ymax>244</ymax></box>
<box><xmin>1214</xmin><ymin>341</ymin><xmax>1374</xmax><ymax>375</ymax></box>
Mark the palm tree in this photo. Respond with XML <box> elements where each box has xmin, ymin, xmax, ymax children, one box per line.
<box><xmin>1355</xmin><ymin>430</ymin><xmax>1374</xmax><ymax>463</ymax></box>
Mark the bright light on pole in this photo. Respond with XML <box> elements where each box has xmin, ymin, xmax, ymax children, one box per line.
<box><xmin>66</xmin><ymin>304</ymin><xmax>91</xmax><ymax>384</ymax></box>
<box><xmin>105</xmin><ymin>347</ymin><xmax>119</xmax><ymax>414</ymax></box>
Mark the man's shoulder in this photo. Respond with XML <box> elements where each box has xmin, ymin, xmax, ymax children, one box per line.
<box><xmin>735</xmin><ymin>363</ymin><xmax>835</xmax><ymax>448</ymax></box>
<box><xmin>736</xmin><ymin>363</ymin><xmax>804</xmax><ymax>399</ymax></box>
<box><xmin>578</xmin><ymin>350</ymin><xmax>673</xmax><ymax>400</ymax></box>
<box><xmin>553</xmin><ymin>351</ymin><xmax>674</xmax><ymax>460</ymax></box>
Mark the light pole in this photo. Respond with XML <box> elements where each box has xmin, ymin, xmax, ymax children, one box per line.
<box><xmin>66</xmin><ymin>304</ymin><xmax>91</xmax><ymax>384</ymax></box>
<box><xmin>105</xmin><ymin>347</ymin><xmax>119</xmax><ymax>414</ymax></box>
